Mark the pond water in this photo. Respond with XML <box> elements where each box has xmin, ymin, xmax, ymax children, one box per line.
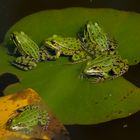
<box><xmin>0</xmin><ymin>1</ymin><xmax>140</xmax><ymax>140</ymax></box>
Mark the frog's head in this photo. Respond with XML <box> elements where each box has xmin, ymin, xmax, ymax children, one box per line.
<box><xmin>9</xmin><ymin>117</ymin><xmax>25</xmax><ymax>131</ymax></box>
<box><xmin>10</xmin><ymin>31</ymin><xmax>19</xmax><ymax>42</ymax></box>
<box><xmin>44</xmin><ymin>35</ymin><xmax>62</xmax><ymax>50</ymax></box>
<box><xmin>83</xmin><ymin>59</ymin><xmax>103</xmax><ymax>77</ymax></box>
<box><xmin>10</xmin><ymin>31</ymin><xmax>27</xmax><ymax>48</ymax></box>
<box><xmin>10</xmin><ymin>31</ymin><xmax>24</xmax><ymax>41</ymax></box>
<box><xmin>86</xmin><ymin>21</ymin><xmax>101</xmax><ymax>35</ymax></box>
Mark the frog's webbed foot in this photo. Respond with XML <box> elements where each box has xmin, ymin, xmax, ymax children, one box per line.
<box><xmin>12</xmin><ymin>56</ymin><xmax>37</xmax><ymax>70</ymax></box>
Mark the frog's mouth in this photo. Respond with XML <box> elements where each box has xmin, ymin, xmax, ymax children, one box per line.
<box><xmin>10</xmin><ymin>125</ymin><xmax>21</xmax><ymax>130</ymax></box>
<box><xmin>81</xmin><ymin>72</ymin><xmax>103</xmax><ymax>83</ymax></box>
<box><xmin>84</xmin><ymin>68</ymin><xmax>103</xmax><ymax>76</ymax></box>
<box><xmin>11</xmin><ymin>124</ymin><xmax>29</xmax><ymax>132</ymax></box>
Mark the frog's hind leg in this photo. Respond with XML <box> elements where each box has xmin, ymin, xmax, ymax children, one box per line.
<box><xmin>107</xmin><ymin>36</ymin><xmax>118</xmax><ymax>55</ymax></box>
<box><xmin>109</xmin><ymin>59</ymin><xmax>129</xmax><ymax>80</ymax></box>
<box><xmin>38</xmin><ymin>111</ymin><xmax>50</xmax><ymax>131</ymax></box>
<box><xmin>12</xmin><ymin>56</ymin><xmax>37</xmax><ymax>70</ymax></box>
<box><xmin>70</xmin><ymin>52</ymin><xmax>91</xmax><ymax>64</ymax></box>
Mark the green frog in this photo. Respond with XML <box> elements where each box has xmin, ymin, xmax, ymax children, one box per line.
<box><xmin>79</xmin><ymin>21</ymin><xmax>118</xmax><ymax>56</ymax></box>
<box><xmin>43</xmin><ymin>22</ymin><xmax>118</xmax><ymax>63</ymax></box>
<box><xmin>43</xmin><ymin>35</ymin><xmax>92</xmax><ymax>63</ymax></box>
<box><xmin>10</xmin><ymin>31</ymin><xmax>49</xmax><ymax>70</ymax></box>
<box><xmin>8</xmin><ymin>105</ymin><xmax>49</xmax><ymax>134</ymax></box>
<box><xmin>82</xmin><ymin>54</ymin><xmax>129</xmax><ymax>83</ymax></box>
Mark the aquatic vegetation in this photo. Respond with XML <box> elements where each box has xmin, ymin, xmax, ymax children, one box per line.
<box><xmin>9</xmin><ymin>21</ymin><xmax>129</xmax><ymax>83</ymax></box>
<box><xmin>1</xmin><ymin>8</ymin><xmax>140</xmax><ymax>125</ymax></box>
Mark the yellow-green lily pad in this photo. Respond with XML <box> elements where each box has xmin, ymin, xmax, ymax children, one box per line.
<box><xmin>1</xmin><ymin>8</ymin><xmax>140</xmax><ymax>124</ymax></box>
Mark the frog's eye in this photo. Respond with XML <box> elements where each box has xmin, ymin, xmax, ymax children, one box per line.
<box><xmin>51</xmin><ymin>40</ymin><xmax>56</xmax><ymax>44</ymax></box>
<box><xmin>6</xmin><ymin>118</ymin><xmax>13</xmax><ymax>126</ymax></box>
<box><xmin>10</xmin><ymin>33</ymin><xmax>16</xmax><ymax>40</ymax></box>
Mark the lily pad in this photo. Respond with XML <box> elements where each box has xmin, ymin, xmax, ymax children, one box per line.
<box><xmin>1</xmin><ymin>8</ymin><xmax>140</xmax><ymax>124</ymax></box>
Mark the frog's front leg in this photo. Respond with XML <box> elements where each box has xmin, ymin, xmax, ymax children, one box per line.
<box><xmin>46</xmin><ymin>49</ymin><xmax>61</xmax><ymax>60</ymax></box>
<box><xmin>12</xmin><ymin>56</ymin><xmax>37</xmax><ymax>70</ymax></box>
<box><xmin>38</xmin><ymin>111</ymin><xmax>49</xmax><ymax>130</ymax></box>
<box><xmin>39</xmin><ymin>47</ymin><xmax>55</xmax><ymax>61</ymax></box>
<box><xmin>21</xmin><ymin>126</ymin><xmax>33</xmax><ymax>134</ymax></box>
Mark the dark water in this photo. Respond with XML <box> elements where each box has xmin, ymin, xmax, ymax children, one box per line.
<box><xmin>0</xmin><ymin>0</ymin><xmax>140</xmax><ymax>42</ymax></box>
<box><xmin>0</xmin><ymin>73</ymin><xmax>19</xmax><ymax>96</ymax></box>
<box><xmin>0</xmin><ymin>0</ymin><xmax>140</xmax><ymax>140</ymax></box>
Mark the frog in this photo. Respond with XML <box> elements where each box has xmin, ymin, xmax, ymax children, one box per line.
<box><xmin>43</xmin><ymin>34</ymin><xmax>92</xmax><ymax>63</ymax></box>
<box><xmin>78</xmin><ymin>21</ymin><xmax>118</xmax><ymax>57</ymax></box>
<box><xmin>8</xmin><ymin>105</ymin><xmax>49</xmax><ymax>134</ymax></box>
<box><xmin>10</xmin><ymin>31</ymin><xmax>49</xmax><ymax>70</ymax></box>
<box><xmin>81</xmin><ymin>54</ymin><xmax>129</xmax><ymax>83</ymax></box>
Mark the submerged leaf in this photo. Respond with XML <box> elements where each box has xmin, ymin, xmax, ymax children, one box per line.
<box><xmin>0</xmin><ymin>8</ymin><xmax>140</xmax><ymax>124</ymax></box>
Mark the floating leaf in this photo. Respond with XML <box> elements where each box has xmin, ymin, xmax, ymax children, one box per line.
<box><xmin>0</xmin><ymin>8</ymin><xmax>140</xmax><ymax>124</ymax></box>
<box><xmin>0</xmin><ymin>88</ymin><xmax>70</xmax><ymax>140</ymax></box>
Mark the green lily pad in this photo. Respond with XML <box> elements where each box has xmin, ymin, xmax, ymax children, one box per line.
<box><xmin>1</xmin><ymin>8</ymin><xmax>140</xmax><ymax>124</ymax></box>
